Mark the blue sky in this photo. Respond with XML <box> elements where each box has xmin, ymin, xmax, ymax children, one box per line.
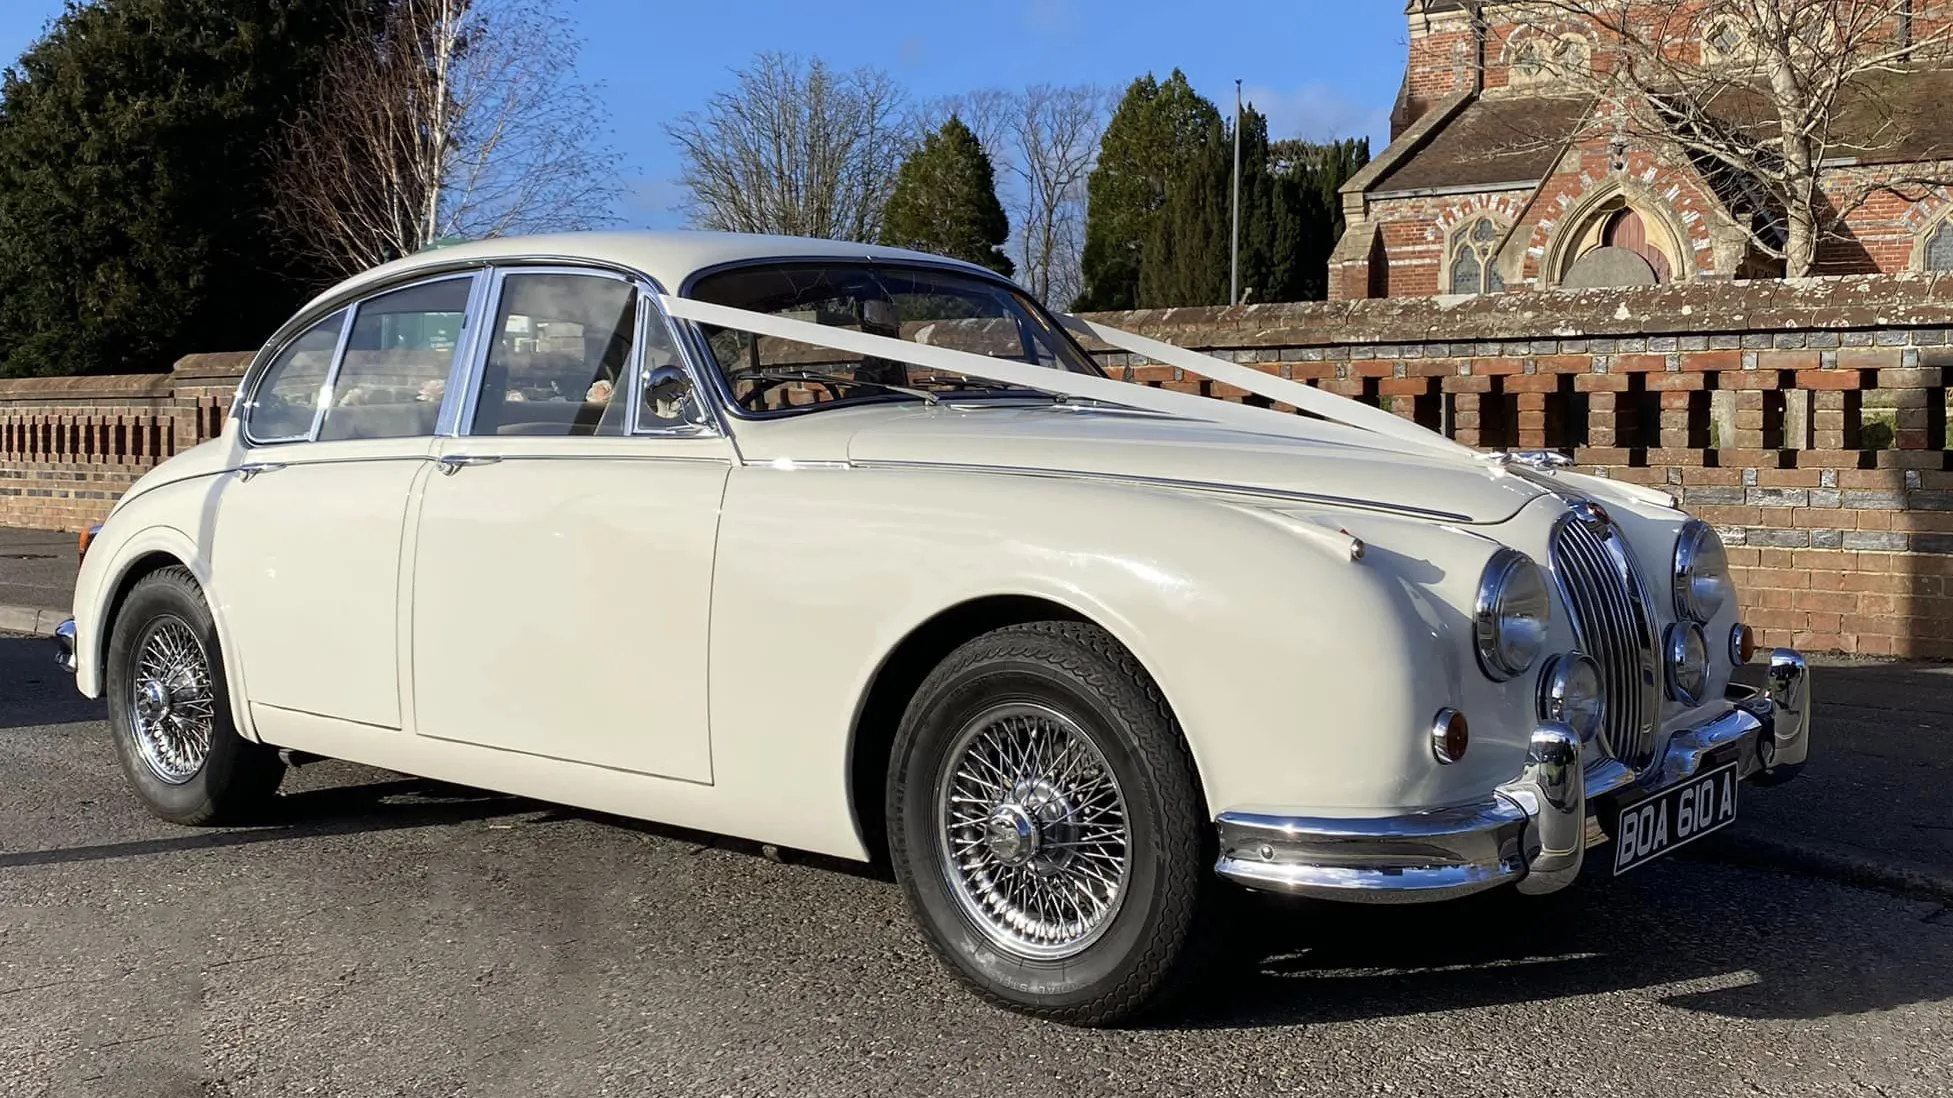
<box><xmin>0</xmin><ymin>0</ymin><xmax>1408</xmax><ymax>229</ymax></box>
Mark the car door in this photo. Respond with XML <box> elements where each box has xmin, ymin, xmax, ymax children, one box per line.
<box><xmin>407</xmin><ymin>268</ymin><xmax>730</xmax><ymax>783</ymax></box>
<box><xmin>211</xmin><ymin>273</ymin><xmax>479</xmax><ymax>733</ymax></box>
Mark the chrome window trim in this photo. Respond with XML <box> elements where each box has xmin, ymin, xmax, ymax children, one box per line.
<box><xmin>232</xmin><ymin>253</ymin><xmax>686</xmax><ymax>430</ymax></box>
<box><xmin>240</xmin><ymin>307</ymin><xmax>353</xmax><ymax>447</ymax></box>
<box><xmin>434</xmin><ymin>272</ymin><xmax>496</xmax><ymax>437</ymax></box>
<box><xmin>630</xmin><ymin>276</ymin><xmax>727</xmax><ymax>439</ymax></box>
<box><xmin>672</xmin><ymin>255</ymin><xmax>1105</xmax><ymax>424</ymax></box>
<box><xmin>240</xmin><ymin>272</ymin><xmax>480</xmax><ymax>448</ymax></box>
<box><xmin>451</xmin><ymin>263</ymin><xmax>725</xmax><ymax>441</ymax></box>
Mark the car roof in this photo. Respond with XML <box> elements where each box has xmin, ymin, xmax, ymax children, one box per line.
<box><xmin>306</xmin><ymin>230</ymin><xmax>1003</xmax><ymax>311</ymax></box>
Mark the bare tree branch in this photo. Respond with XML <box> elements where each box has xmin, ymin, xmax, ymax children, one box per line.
<box><xmin>666</xmin><ymin>53</ymin><xmax>911</xmax><ymax>242</ymax></box>
<box><xmin>913</xmin><ymin>84</ymin><xmax>1110</xmax><ymax>306</ymax></box>
<box><xmin>1503</xmin><ymin>0</ymin><xmax>1952</xmax><ymax>276</ymax></box>
<box><xmin>269</xmin><ymin>0</ymin><xmax>621</xmax><ymax>281</ymax></box>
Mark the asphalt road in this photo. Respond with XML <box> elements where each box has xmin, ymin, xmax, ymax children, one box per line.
<box><xmin>0</xmin><ymin>529</ymin><xmax>74</xmax><ymax>618</ymax></box>
<box><xmin>3</xmin><ymin>634</ymin><xmax>1951</xmax><ymax>1097</ymax></box>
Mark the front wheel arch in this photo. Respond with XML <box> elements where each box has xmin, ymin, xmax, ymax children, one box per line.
<box><xmin>848</xmin><ymin>595</ymin><xmax>1101</xmax><ymax>865</ymax></box>
<box><xmin>97</xmin><ymin>550</ymin><xmax>190</xmax><ymax>682</ymax></box>
<box><xmin>87</xmin><ymin>536</ymin><xmax>258</xmax><ymax>744</ymax></box>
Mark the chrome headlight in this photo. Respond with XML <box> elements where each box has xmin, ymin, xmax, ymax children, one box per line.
<box><xmin>1538</xmin><ymin>653</ymin><xmax>1603</xmax><ymax>744</ymax></box>
<box><xmin>1673</xmin><ymin>520</ymin><xmax>1732</xmax><ymax>624</ymax></box>
<box><xmin>1474</xmin><ymin>549</ymin><xmax>1549</xmax><ymax>681</ymax></box>
<box><xmin>1666</xmin><ymin>623</ymin><xmax>1710</xmax><ymax>705</ymax></box>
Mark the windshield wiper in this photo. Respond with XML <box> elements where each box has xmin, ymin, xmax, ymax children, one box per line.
<box><xmin>925</xmin><ymin>378</ymin><xmax>1052</xmax><ymax>398</ymax></box>
<box><xmin>1051</xmin><ymin>392</ymin><xmax>1127</xmax><ymax>408</ymax></box>
<box><xmin>733</xmin><ymin>369</ymin><xmax>940</xmax><ymax>406</ymax></box>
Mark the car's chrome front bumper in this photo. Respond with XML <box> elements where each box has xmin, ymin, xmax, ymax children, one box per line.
<box><xmin>53</xmin><ymin>618</ymin><xmax>77</xmax><ymax>673</ymax></box>
<box><xmin>1214</xmin><ymin>649</ymin><xmax>1811</xmax><ymax>903</ymax></box>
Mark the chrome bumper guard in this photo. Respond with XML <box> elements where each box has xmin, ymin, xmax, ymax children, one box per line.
<box><xmin>1215</xmin><ymin>648</ymin><xmax>1811</xmax><ymax>903</ymax></box>
<box><xmin>53</xmin><ymin>618</ymin><xmax>76</xmax><ymax>673</ymax></box>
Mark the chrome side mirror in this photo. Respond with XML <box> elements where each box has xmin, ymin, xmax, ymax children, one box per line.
<box><xmin>642</xmin><ymin>364</ymin><xmax>700</xmax><ymax>425</ymax></box>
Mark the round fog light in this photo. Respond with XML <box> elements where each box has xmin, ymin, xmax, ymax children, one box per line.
<box><xmin>1431</xmin><ymin>708</ymin><xmax>1469</xmax><ymax>765</ymax></box>
<box><xmin>1666</xmin><ymin>623</ymin><xmax>1710</xmax><ymax>705</ymax></box>
<box><xmin>1538</xmin><ymin>653</ymin><xmax>1604</xmax><ymax>744</ymax></box>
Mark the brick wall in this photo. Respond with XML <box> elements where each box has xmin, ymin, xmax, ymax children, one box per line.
<box><xmin>1067</xmin><ymin>274</ymin><xmax>1953</xmax><ymax>659</ymax></box>
<box><xmin>0</xmin><ymin>353</ymin><xmax>249</xmax><ymax>532</ymax></box>
<box><xmin>4</xmin><ymin>275</ymin><xmax>1952</xmax><ymax>657</ymax></box>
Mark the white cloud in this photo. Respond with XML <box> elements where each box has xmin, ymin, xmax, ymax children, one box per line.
<box><xmin>1241</xmin><ymin>82</ymin><xmax>1391</xmax><ymax>149</ymax></box>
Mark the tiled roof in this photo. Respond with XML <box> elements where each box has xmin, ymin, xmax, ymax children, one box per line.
<box><xmin>1369</xmin><ymin>93</ymin><xmax>1594</xmax><ymax>194</ymax></box>
<box><xmin>1722</xmin><ymin>68</ymin><xmax>1953</xmax><ymax>165</ymax></box>
<box><xmin>1366</xmin><ymin>69</ymin><xmax>1953</xmax><ymax>198</ymax></box>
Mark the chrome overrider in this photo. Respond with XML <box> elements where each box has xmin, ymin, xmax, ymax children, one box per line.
<box><xmin>53</xmin><ymin>617</ymin><xmax>77</xmax><ymax>674</ymax></box>
<box><xmin>1214</xmin><ymin>649</ymin><xmax>1811</xmax><ymax>902</ymax></box>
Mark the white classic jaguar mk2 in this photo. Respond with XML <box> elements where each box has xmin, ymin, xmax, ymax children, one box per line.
<box><xmin>56</xmin><ymin>232</ymin><xmax>1810</xmax><ymax>1024</ymax></box>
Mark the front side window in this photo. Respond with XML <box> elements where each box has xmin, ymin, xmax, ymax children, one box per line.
<box><xmin>318</xmin><ymin>278</ymin><xmax>471</xmax><ymax>441</ymax></box>
<box><xmin>686</xmin><ymin>263</ymin><xmax>1103</xmax><ymax>415</ymax></box>
<box><xmin>246</xmin><ymin>309</ymin><xmax>347</xmax><ymax>442</ymax></box>
<box><xmin>470</xmin><ymin>273</ymin><xmax>639</xmax><ymax>437</ymax></box>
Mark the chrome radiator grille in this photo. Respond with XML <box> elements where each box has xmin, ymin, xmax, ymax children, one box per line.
<box><xmin>1549</xmin><ymin>506</ymin><xmax>1661</xmax><ymax>768</ymax></box>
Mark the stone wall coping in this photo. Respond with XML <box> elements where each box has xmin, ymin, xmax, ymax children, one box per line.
<box><xmin>1077</xmin><ymin>272</ymin><xmax>1953</xmax><ymax>347</ymax></box>
<box><xmin>0</xmin><ymin>373</ymin><xmax>174</xmax><ymax>400</ymax></box>
<box><xmin>170</xmin><ymin>352</ymin><xmax>254</xmax><ymax>381</ymax></box>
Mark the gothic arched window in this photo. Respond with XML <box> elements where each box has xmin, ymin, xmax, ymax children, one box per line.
<box><xmin>1449</xmin><ymin>217</ymin><xmax>1507</xmax><ymax>295</ymax></box>
<box><xmin>1923</xmin><ymin>219</ymin><xmax>1953</xmax><ymax>271</ymax></box>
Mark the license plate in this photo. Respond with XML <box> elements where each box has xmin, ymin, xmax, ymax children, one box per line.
<box><xmin>1612</xmin><ymin>762</ymin><xmax>1740</xmax><ymax>875</ymax></box>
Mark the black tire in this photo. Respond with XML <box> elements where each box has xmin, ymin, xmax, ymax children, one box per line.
<box><xmin>105</xmin><ymin>566</ymin><xmax>284</xmax><ymax>825</ymax></box>
<box><xmin>886</xmin><ymin>621</ymin><xmax>1223</xmax><ymax>1026</ymax></box>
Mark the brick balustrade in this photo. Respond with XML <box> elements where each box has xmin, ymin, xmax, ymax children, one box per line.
<box><xmin>1072</xmin><ymin>274</ymin><xmax>1953</xmax><ymax>659</ymax></box>
<box><xmin>3</xmin><ymin>276</ymin><xmax>1951</xmax><ymax>657</ymax></box>
<box><xmin>0</xmin><ymin>353</ymin><xmax>249</xmax><ymax>533</ymax></box>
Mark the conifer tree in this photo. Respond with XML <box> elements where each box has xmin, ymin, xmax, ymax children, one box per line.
<box><xmin>0</xmin><ymin>0</ymin><xmax>382</xmax><ymax>377</ymax></box>
<box><xmin>879</xmin><ymin>115</ymin><xmax>1014</xmax><ymax>276</ymax></box>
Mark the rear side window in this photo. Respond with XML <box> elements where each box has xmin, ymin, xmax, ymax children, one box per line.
<box><xmin>318</xmin><ymin>278</ymin><xmax>471</xmax><ymax>442</ymax></box>
<box><xmin>246</xmin><ymin>309</ymin><xmax>347</xmax><ymax>442</ymax></box>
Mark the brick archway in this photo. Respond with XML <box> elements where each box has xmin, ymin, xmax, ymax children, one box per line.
<box><xmin>1541</xmin><ymin>182</ymin><xmax>1698</xmax><ymax>290</ymax></box>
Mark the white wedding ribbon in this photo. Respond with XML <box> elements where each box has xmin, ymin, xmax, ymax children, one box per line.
<box><xmin>1056</xmin><ymin>315</ymin><xmax>1472</xmax><ymax>458</ymax></box>
<box><xmin>655</xmin><ymin>294</ymin><xmax>1469</xmax><ymax>459</ymax></box>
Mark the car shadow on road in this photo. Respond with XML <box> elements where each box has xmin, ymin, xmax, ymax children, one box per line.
<box><xmin>0</xmin><ymin>635</ymin><xmax>106</xmax><ymax>730</ymax></box>
<box><xmin>0</xmin><ymin>778</ymin><xmax>528</xmax><ymax>870</ymax></box>
<box><xmin>1166</xmin><ymin>854</ymin><xmax>1949</xmax><ymax>1029</ymax></box>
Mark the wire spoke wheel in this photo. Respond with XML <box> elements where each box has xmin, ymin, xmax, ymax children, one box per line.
<box><xmin>934</xmin><ymin>701</ymin><xmax>1131</xmax><ymax>961</ymax></box>
<box><xmin>126</xmin><ymin>615</ymin><xmax>216</xmax><ymax>785</ymax></box>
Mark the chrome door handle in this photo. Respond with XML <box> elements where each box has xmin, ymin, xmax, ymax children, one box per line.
<box><xmin>437</xmin><ymin>454</ymin><xmax>503</xmax><ymax>475</ymax></box>
<box><xmin>237</xmin><ymin>462</ymin><xmax>286</xmax><ymax>482</ymax></box>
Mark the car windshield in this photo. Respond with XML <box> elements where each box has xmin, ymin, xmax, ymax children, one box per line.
<box><xmin>685</xmin><ymin>261</ymin><xmax>1104</xmax><ymax>415</ymax></box>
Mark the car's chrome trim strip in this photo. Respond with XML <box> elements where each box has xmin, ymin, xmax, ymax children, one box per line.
<box><xmin>436</xmin><ymin>452</ymin><xmax>731</xmax><ymax>466</ymax></box>
<box><xmin>847</xmin><ymin>459</ymin><xmax>1481</xmax><ymax>522</ymax></box>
